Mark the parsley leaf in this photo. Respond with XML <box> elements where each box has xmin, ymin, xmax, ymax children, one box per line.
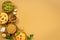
<box><xmin>27</xmin><ymin>34</ymin><xmax>34</xmax><ymax>40</ymax></box>
<box><xmin>6</xmin><ymin>34</ymin><xmax>13</xmax><ymax>40</ymax></box>
<box><xmin>15</xmin><ymin>31</ymin><xmax>20</xmax><ymax>35</ymax></box>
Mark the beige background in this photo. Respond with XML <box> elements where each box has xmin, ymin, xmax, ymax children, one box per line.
<box><xmin>0</xmin><ymin>0</ymin><xmax>60</xmax><ymax>40</ymax></box>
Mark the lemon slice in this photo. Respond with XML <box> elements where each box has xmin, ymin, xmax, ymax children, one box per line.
<box><xmin>0</xmin><ymin>13</ymin><xmax>8</xmax><ymax>24</ymax></box>
<box><xmin>16</xmin><ymin>32</ymin><xmax>26</xmax><ymax>40</ymax></box>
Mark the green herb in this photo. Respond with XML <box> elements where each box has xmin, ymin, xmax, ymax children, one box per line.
<box><xmin>27</xmin><ymin>34</ymin><xmax>34</xmax><ymax>40</ymax></box>
<box><xmin>16</xmin><ymin>31</ymin><xmax>20</xmax><ymax>35</ymax></box>
<box><xmin>6</xmin><ymin>34</ymin><xmax>13</xmax><ymax>40</ymax></box>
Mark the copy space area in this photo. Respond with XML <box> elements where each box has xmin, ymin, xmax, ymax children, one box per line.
<box><xmin>0</xmin><ymin>0</ymin><xmax>60</xmax><ymax>40</ymax></box>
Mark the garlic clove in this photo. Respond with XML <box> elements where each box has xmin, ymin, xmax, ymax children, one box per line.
<box><xmin>13</xmin><ymin>12</ymin><xmax>16</xmax><ymax>14</ymax></box>
<box><xmin>2</xmin><ymin>33</ymin><xmax>6</xmax><ymax>37</ymax></box>
<box><xmin>0</xmin><ymin>27</ymin><xmax>6</xmax><ymax>32</ymax></box>
<box><xmin>14</xmin><ymin>9</ymin><xmax>17</xmax><ymax>12</ymax></box>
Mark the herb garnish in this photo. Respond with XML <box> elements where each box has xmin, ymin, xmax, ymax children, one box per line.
<box><xmin>27</xmin><ymin>34</ymin><xmax>34</xmax><ymax>40</ymax></box>
<box><xmin>6</xmin><ymin>34</ymin><xmax>13</xmax><ymax>40</ymax></box>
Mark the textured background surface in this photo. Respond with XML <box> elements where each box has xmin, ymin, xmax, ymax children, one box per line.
<box><xmin>0</xmin><ymin>0</ymin><xmax>60</xmax><ymax>40</ymax></box>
